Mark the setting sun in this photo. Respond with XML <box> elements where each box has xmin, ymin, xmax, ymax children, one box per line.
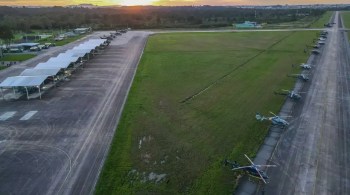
<box><xmin>119</xmin><ymin>0</ymin><xmax>157</xmax><ymax>6</ymax></box>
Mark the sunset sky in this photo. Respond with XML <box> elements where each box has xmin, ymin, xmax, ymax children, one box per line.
<box><xmin>0</xmin><ymin>0</ymin><xmax>348</xmax><ymax>6</ymax></box>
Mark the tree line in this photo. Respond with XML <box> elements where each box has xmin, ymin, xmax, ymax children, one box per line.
<box><xmin>0</xmin><ymin>6</ymin><xmax>331</xmax><ymax>31</ymax></box>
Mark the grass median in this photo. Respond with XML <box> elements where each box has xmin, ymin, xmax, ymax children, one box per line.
<box><xmin>0</xmin><ymin>54</ymin><xmax>36</xmax><ymax>62</ymax></box>
<box><xmin>310</xmin><ymin>11</ymin><xmax>333</xmax><ymax>28</ymax></box>
<box><xmin>342</xmin><ymin>11</ymin><xmax>350</xmax><ymax>40</ymax></box>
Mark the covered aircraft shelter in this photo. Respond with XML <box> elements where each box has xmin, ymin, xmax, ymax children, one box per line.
<box><xmin>0</xmin><ymin>39</ymin><xmax>108</xmax><ymax>100</ymax></box>
<box><xmin>0</xmin><ymin>75</ymin><xmax>49</xmax><ymax>100</ymax></box>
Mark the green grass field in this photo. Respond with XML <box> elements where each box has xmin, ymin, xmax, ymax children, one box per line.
<box><xmin>310</xmin><ymin>11</ymin><xmax>333</xmax><ymax>28</ymax></box>
<box><xmin>342</xmin><ymin>11</ymin><xmax>350</xmax><ymax>40</ymax></box>
<box><xmin>0</xmin><ymin>54</ymin><xmax>36</xmax><ymax>61</ymax></box>
<box><xmin>95</xmin><ymin>31</ymin><xmax>319</xmax><ymax>194</ymax></box>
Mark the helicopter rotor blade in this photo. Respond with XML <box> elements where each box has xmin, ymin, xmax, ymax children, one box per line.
<box><xmin>255</xmin><ymin>167</ymin><xmax>267</xmax><ymax>184</ymax></box>
<box><xmin>244</xmin><ymin>154</ymin><xmax>255</xmax><ymax>166</ymax></box>
<box><xmin>279</xmin><ymin>116</ymin><xmax>292</xmax><ymax>118</ymax></box>
<box><xmin>231</xmin><ymin>166</ymin><xmax>252</xmax><ymax>171</ymax></box>
<box><xmin>255</xmin><ymin>165</ymin><xmax>277</xmax><ymax>168</ymax></box>
<box><xmin>269</xmin><ymin>111</ymin><xmax>277</xmax><ymax>117</ymax></box>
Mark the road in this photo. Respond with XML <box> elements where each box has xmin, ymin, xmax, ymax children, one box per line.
<box><xmin>264</xmin><ymin>11</ymin><xmax>350</xmax><ymax>194</ymax></box>
<box><xmin>154</xmin><ymin>28</ymin><xmax>349</xmax><ymax>34</ymax></box>
<box><xmin>0</xmin><ymin>31</ymin><xmax>150</xmax><ymax>194</ymax></box>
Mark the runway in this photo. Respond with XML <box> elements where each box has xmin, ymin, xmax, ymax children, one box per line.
<box><xmin>235</xmin><ymin>11</ymin><xmax>350</xmax><ymax>194</ymax></box>
<box><xmin>0</xmin><ymin>31</ymin><xmax>150</xmax><ymax>194</ymax></box>
<box><xmin>265</xmin><ymin>11</ymin><xmax>350</xmax><ymax>195</ymax></box>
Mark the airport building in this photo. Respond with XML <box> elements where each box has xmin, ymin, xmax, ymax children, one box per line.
<box><xmin>234</xmin><ymin>21</ymin><xmax>262</xmax><ymax>29</ymax></box>
<box><xmin>74</xmin><ymin>27</ymin><xmax>92</xmax><ymax>34</ymax></box>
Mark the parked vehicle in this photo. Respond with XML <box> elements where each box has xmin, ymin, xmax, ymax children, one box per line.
<box><xmin>29</xmin><ymin>46</ymin><xmax>41</xmax><ymax>51</ymax></box>
<box><xmin>9</xmin><ymin>48</ymin><xmax>23</xmax><ymax>53</ymax></box>
<box><xmin>45</xmin><ymin>43</ymin><xmax>55</xmax><ymax>47</ymax></box>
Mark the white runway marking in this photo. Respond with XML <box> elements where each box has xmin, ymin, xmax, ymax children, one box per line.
<box><xmin>20</xmin><ymin>111</ymin><xmax>38</xmax><ymax>121</ymax></box>
<box><xmin>0</xmin><ymin>112</ymin><xmax>17</xmax><ymax>121</ymax></box>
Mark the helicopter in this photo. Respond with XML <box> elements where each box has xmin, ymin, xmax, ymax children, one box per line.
<box><xmin>324</xmin><ymin>23</ymin><xmax>333</xmax><ymax>28</ymax></box>
<box><xmin>274</xmin><ymin>89</ymin><xmax>303</xmax><ymax>100</ymax></box>
<box><xmin>224</xmin><ymin>154</ymin><xmax>276</xmax><ymax>184</ymax></box>
<box><xmin>287</xmin><ymin>74</ymin><xmax>309</xmax><ymax>82</ymax></box>
<box><xmin>300</xmin><ymin>63</ymin><xmax>312</xmax><ymax>70</ymax></box>
<box><xmin>256</xmin><ymin>112</ymin><xmax>290</xmax><ymax>127</ymax></box>
<box><xmin>311</xmin><ymin>49</ymin><xmax>321</xmax><ymax>55</ymax></box>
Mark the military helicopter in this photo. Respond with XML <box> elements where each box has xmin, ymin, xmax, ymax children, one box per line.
<box><xmin>300</xmin><ymin>63</ymin><xmax>312</xmax><ymax>70</ymax></box>
<box><xmin>224</xmin><ymin>154</ymin><xmax>276</xmax><ymax>184</ymax></box>
<box><xmin>311</xmin><ymin>49</ymin><xmax>321</xmax><ymax>55</ymax></box>
<box><xmin>287</xmin><ymin>74</ymin><xmax>309</xmax><ymax>82</ymax></box>
<box><xmin>274</xmin><ymin>89</ymin><xmax>303</xmax><ymax>100</ymax></box>
<box><xmin>256</xmin><ymin>112</ymin><xmax>290</xmax><ymax>127</ymax></box>
<box><xmin>324</xmin><ymin>23</ymin><xmax>333</xmax><ymax>28</ymax></box>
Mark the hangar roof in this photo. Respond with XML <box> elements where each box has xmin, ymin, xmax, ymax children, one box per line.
<box><xmin>20</xmin><ymin>68</ymin><xmax>62</xmax><ymax>77</ymax></box>
<box><xmin>64</xmin><ymin>49</ymin><xmax>91</xmax><ymax>57</ymax></box>
<box><xmin>0</xmin><ymin>38</ymin><xmax>106</xmax><ymax>89</ymax></box>
<box><xmin>0</xmin><ymin>76</ymin><xmax>48</xmax><ymax>87</ymax></box>
<box><xmin>35</xmin><ymin>61</ymin><xmax>72</xmax><ymax>69</ymax></box>
<box><xmin>17</xmin><ymin>43</ymin><xmax>40</xmax><ymax>47</ymax></box>
<box><xmin>48</xmin><ymin>55</ymin><xmax>80</xmax><ymax>63</ymax></box>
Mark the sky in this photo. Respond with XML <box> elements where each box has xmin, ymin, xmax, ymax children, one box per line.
<box><xmin>0</xmin><ymin>0</ymin><xmax>348</xmax><ymax>6</ymax></box>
